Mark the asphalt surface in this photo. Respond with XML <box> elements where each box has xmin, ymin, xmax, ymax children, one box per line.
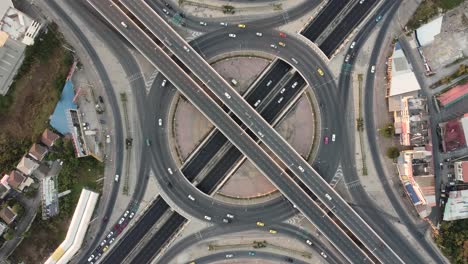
<box><xmin>43</xmin><ymin>1</ymin><xmax>135</xmax><ymax>262</ymax></box>
<box><xmin>88</xmin><ymin>1</ymin><xmax>373</xmax><ymax>262</ymax></box>
<box><xmin>302</xmin><ymin>0</ymin><xmax>349</xmax><ymax>41</ymax></box>
<box><xmin>335</xmin><ymin>0</ymin><xmax>446</xmax><ymax>263</ymax></box>
<box><xmin>193</xmin><ymin>251</ymin><xmax>311</xmax><ymax>264</ymax></box>
<box><xmin>146</xmin><ymin>0</ymin><xmax>322</xmax><ymax>33</ymax></box>
<box><xmin>319</xmin><ymin>0</ymin><xmax>379</xmax><ymax>56</ymax></box>
<box><xmin>117</xmin><ymin>1</ymin><xmax>403</xmax><ymax>263</ymax></box>
<box><xmin>157</xmin><ymin>223</ymin><xmax>343</xmax><ymax>264</ymax></box>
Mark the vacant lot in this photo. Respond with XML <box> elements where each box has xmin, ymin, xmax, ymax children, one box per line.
<box><xmin>0</xmin><ymin>23</ymin><xmax>73</xmax><ymax>173</ymax></box>
<box><xmin>407</xmin><ymin>0</ymin><xmax>465</xmax><ymax>29</ymax></box>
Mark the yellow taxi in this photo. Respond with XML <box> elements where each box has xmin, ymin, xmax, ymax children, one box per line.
<box><xmin>269</xmin><ymin>229</ymin><xmax>277</xmax><ymax>234</ymax></box>
<box><xmin>278</xmin><ymin>41</ymin><xmax>286</xmax><ymax>47</ymax></box>
<box><xmin>238</xmin><ymin>24</ymin><xmax>246</xmax><ymax>28</ymax></box>
<box><xmin>256</xmin><ymin>221</ymin><xmax>265</xmax><ymax>227</ymax></box>
<box><xmin>317</xmin><ymin>68</ymin><xmax>324</xmax><ymax>76</ymax></box>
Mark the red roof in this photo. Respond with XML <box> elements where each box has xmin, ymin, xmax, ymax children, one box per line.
<box><xmin>438</xmin><ymin>83</ymin><xmax>468</xmax><ymax>106</ymax></box>
<box><xmin>462</xmin><ymin>162</ymin><xmax>468</xmax><ymax>182</ymax></box>
<box><xmin>41</xmin><ymin>129</ymin><xmax>59</xmax><ymax>147</ymax></box>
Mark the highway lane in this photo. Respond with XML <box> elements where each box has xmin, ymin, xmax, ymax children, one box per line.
<box><xmin>337</xmin><ymin>0</ymin><xmax>445</xmax><ymax>262</ymax></box>
<box><xmin>43</xmin><ymin>1</ymin><xmax>134</xmax><ymax>262</ymax></box>
<box><xmin>119</xmin><ymin>1</ymin><xmax>402</xmax><ymax>262</ymax></box>
<box><xmin>146</xmin><ymin>0</ymin><xmax>322</xmax><ymax>33</ymax></box>
<box><xmin>193</xmin><ymin>251</ymin><xmax>311</xmax><ymax>264</ymax></box>
<box><xmin>156</xmin><ymin>222</ymin><xmax>344</xmax><ymax>264</ymax></box>
<box><xmin>302</xmin><ymin>0</ymin><xmax>349</xmax><ymax>41</ymax></box>
<box><xmin>319</xmin><ymin>0</ymin><xmax>379</xmax><ymax>56</ymax></box>
<box><xmin>88</xmin><ymin>1</ymin><xmax>371</xmax><ymax>262</ymax></box>
<box><xmin>143</xmin><ymin>28</ymin><xmax>342</xmax><ymax>223</ymax></box>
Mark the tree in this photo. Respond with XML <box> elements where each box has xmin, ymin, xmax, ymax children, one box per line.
<box><xmin>379</xmin><ymin>123</ymin><xmax>395</xmax><ymax>138</ymax></box>
<box><xmin>386</xmin><ymin>147</ymin><xmax>400</xmax><ymax>159</ymax></box>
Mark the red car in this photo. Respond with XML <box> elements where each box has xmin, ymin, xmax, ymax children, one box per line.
<box><xmin>324</xmin><ymin>136</ymin><xmax>329</xmax><ymax>144</ymax></box>
<box><xmin>279</xmin><ymin>32</ymin><xmax>287</xmax><ymax>38</ymax></box>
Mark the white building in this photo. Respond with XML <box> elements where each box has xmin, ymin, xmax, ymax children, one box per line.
<box><xmin>0</xmin><ymin>1</ymin><xmax>42</xmax><ymax>95</ymax></box>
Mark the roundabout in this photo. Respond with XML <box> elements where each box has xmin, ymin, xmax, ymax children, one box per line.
<box><xmin>143</xmin><ymin>26</ymin><xmax>343</xmax><ymax>224</ymax></box>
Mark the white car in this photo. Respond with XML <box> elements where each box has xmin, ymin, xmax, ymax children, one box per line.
<box><xmin>114</xmin><ymin>174</ymin><xmax>120</xmax><ymax>182</ymax></box>
<box><xmin>199</xmin><ymin>21</ymin><xmax>207</xmax><ymax>26</ymax></box>
<box><xmin>229</xmin><ymin>33</ymin><xmax>236</xmax><ymax>38</ymax></box>
<box><xmin>280</xmin><ymin>88</ymin><xmax>286</xmax><ymax>94</ymax></box>
<box><xmin>254</xmin><ymin>100</ymin><xmax>261</xmax><ymax>107</ymax></box>
<box><xmin>167</xmin><ymin>168</ymin><xmax>173</xmax><ymax>175</ymax></box>
<box><xmin>109</xmin><ymin>237</ymin><xmax>115</xmax><ymax>244</ymax></box>
<box><xmin>183</xmin><ymin>45</ymin><xmax>190</xmax><ymax>52</ymax></box>
<box><xmin>158</xmin><ymin>118</ymin><xmax>163</xmax><ymax>126</ymax></box>
<box><xmin>332</xmin><ymin>134</ymin><xmax>336</xmax><ymax>142</ymax></box>
<box><xmin>266</xmin><ymin>80</ymin><xmax>273</xmax><ymax>86</ymax></box>
<box><xmin>277</xmin><ymin>97</ymin><xmax>284</xmax><ymax>104</ymax></box>
<box><xmin>350</xmin><ymin>41</ymin><xmax>356</xmax><ymax>49</ymax></box>
<box><xmin>106</xmin><ymin>134</ymin><xmax>111</xmax><ymax>144</ymax></box>
<box><xmin>120</xmin><ymin>22</ymin><xmax>128</xmax><ymax>28</ymax></box>
<box><xmin>129</xmin><ymin>212</ymin><xmax>135</xmax><ymax>219</ymax></box>
<box><xmin>124</xmin><ymin>210</ymin><xmax>129</xmax><ymax>218</ymax></box>
<box><xmin>359</xmin><ymin>0</ymin><xmax>365</xmax><ymax>4</ymax></box>
<box><xmin>325</xmin><ymin>193</ymin><xmax>332</xmax><ymax>201</ymax></box>
<box><xmin>291</xmin><ymin>82</ymin><xmax>298</xmax><ymax>88</ymax></box>
<box><xmin>118</xmin><ymin>217</ymin><xmax>125</xmax><ymax>225</ymax></box>
<box><xmin>320</xmin><ymin>252</ymin><xmax>328</xmax><ymax>258</ymax></box>
<box><xmin>306</xmin><ymin>240</ymin><xmax>312</xmax><ymax>245</ymax></box>
<box><xmin>256</xmin><ymin>32</ymin><xmax>263</xmax><ymax>37</ymax></box>
<box><xmin>270</xmin><ymin>44</ymin><xmax>277</xmax><ymax>49</ymax></box>
<box><xmin>106</xmin><ymin>232</ymin><xmax>113</xmax><ymax>239</ymax></box>
<box><xmin>162</xmin><ymin>8</ymin><xmax>169</xmax><ymax>15</ymax></box>
<box><xmin>370</xmin><ymin>65</ymin><xmax>375</xmax><ymax>73</ymax></box>
<box><xmin>258</xmin><ymin>131</ymin><xmax>264</xmax><ymax>138</ymax></box>
<box><xmin>161</xmin><ymin>79</ymin><xmax>167</xmax><ymax>87</ymax></box>
<box><xmin>88</xmin><ymin>255</ymin><xmax>95</xmax><ymax>262</ymax></box>
<box><xmin>204</xmin><ymin>215</ymin><xmax>212</xmax><ymax>221</ymax></box>
<box><xmin>291</xmin><ymin>58</ymin><xmax>298</xmax><ymax>64</ymax></box>
<box><xmin>224</xmin><ymin>92</ymin><xmax>231</xmax><ymax>99</ymax></box>
<box><xmin>226</xmin><ymin>213</ymin><xmax>234</xmax><ymax>219</ymax></box>
<box><xmin>345</xmin><ymin>54</ymin><xmax>351</xmax><ymax>63</ymax></box>
<box><xmin>188</xmin><ymin>194</ymin><xmax>195</xmax><ymax>201</ymax></box>
<box><xmin>220</xmin><ymin>22</ymin><xmax>228</xmax><ymax>26</ymax></box>
<box><xmin>298</xmin><ymin>166</ymin><xmax>304</xmax><ymax>172</ymax></box>
<box><xmin>226</xmin><ymin>254</ymin><xmax>234</xmax><ymax>258</ymax></box>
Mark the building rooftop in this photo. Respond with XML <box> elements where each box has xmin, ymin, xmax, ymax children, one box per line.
<box><xmin>41</xmin><ymin>129</ymin><xmax>60</xmax><ymax>148</ymax></box>
<box><xmin>0</xmin><ymin>7</ymin><xmax>41</xmax><ymax>45</ymax></box>
<box><xmin>7</xmin><ymin>170</ymin><xmax>25</xmax><ymax>190</ymax></box>
<box><xmin>0</xmin><ymin>36</ymin><xmax>25</xmax><ymax>96</ymax></box>
<box><xmin>16</xmin><ymin>155</ymin><xmax>38</xmax><ymax>176</ymax></box>
<box><xmin>388</xmin><ymin>43</ymin><xmax>421</xmax><ymax>97</ymax></box>
<box><xmin>443</xmin><ymin>190</ymin><xmax>468</xmax><ymax>221</ymax></box>
<box><xmin>29</xmin><ymin>143</ymin><xmax>48</xmax><ymax>161</ymax></box>
<box><xmin>442</xmin><ymin>119</ymin><xmax>467</xmax><ymax>152</ymax></box>
<box><xmin>438</xmin><ymin>83</ymin><xmax>468</xmax><ymax>107</ymax></box>
<box><xmin>0</xmin><ymin>206</ymin><xmax>17</xmax><ymax>225</ymax></box>
<box><xmin>415</xmin><ymin>16</ymin><xmax>443</xmax><ymax>47</ymax></box>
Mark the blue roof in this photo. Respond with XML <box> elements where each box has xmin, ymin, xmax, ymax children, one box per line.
<box><xmin>50</xmin><ymin>80</ymin><xmax>77</xmax><ymax>135</ymax></box>
<box><xmin>394</xmin><ymin>41</ymin><xmax>401</xmax><ymax>50</ymax></box>
<box><xmin>404</xmin><ymin>183</ymin><xmax>420</xmax><ymax>205</ymax></box>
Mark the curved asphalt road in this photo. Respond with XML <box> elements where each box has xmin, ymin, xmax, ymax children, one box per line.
<box><xmin>157</xmin><ymin>222</ymin><xmax>342</xmax><ymax>264</ymax></box>
<box><xmin>337</xmin><ymin>0</ymin><xmax>445</xmax><ymax>263</ymax></box>
<box><xmin>145</xmin><ymin>0</ymin><xmax>321</xmax><ymax>32</ymax></box>
<box><xmin>144</xmin><ymin>27</ymin><xmax>342</xmax><ymax>224</ymax></box>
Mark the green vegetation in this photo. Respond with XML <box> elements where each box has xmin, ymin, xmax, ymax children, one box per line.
<box><xmin>407</xmin><ymin>0</ymin><xmax>464</xmax><ymax>30</ymax></box>
<box><xmin>356</xmin><ymin>118</ymin><xmax>364</xmax><ymax>131</ymax></box>
<box><xmin>431</xmin><ymin>64</ymin><xmax>468</xmax><ymax>88</ymax></box>
<box><xmin>379</xmin><ymin>123</ymin><xmax>395</xmax><ymax>138</ymax></box>
<box><xmin>0</xmin><ymin>22</ymin><xmax>73</xmax><ymax>173</ymax></box>
<box><xmin>435</xmin><ymin>219</ymin><xmax>468</xmax><ymax>264</ymax></box>
<box><xmin>386</xmin><ymin>146</ymin><xmax>400</xmax><ymax>159</ymax></box>
<box><xmin>46</xmin><ymin>139</ymin><xmax>103</xmax><ymax>217</ymax></box>
<box><xmin>11</xmin><ymin>139</ymin><xmax>103</xmax><ymax>263</ymax></box>
<box><xmin>222</xmin><ymin>5</ymin><xmax>235</xmax><ymax>14</ymax></box>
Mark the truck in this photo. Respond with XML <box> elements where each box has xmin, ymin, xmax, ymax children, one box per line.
<box><xmin>84</xmin><ymin>130</ymin><xmax>97</xmax><ymax>136</ymax></box>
